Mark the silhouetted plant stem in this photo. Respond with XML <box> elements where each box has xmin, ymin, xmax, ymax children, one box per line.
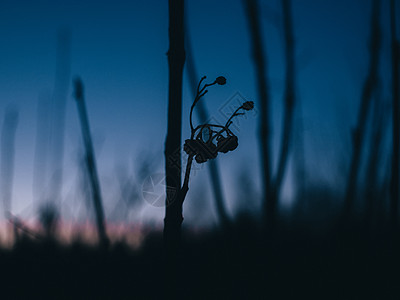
<box><xmin>185</xmin><ymin>31</ymin><xmax>230</xmax><ymax>225</ymax></box>
<box><xmin>181</xmin><ymin>154</ymin><xmax>194</xmax><ymax>201</ymax></box>
<box><xmin>390</xmin><ymin>0</ymin><xmax>399</xmax><ymax>228</ymax></box>
<box><xmin>243</xmin><ymin>0</ymin><xmax>273</xmax><ymax>228</ymax></box>
<box><xmin>165</xmin><ymin>72</ymin><xmax>251</xmax><ymax>297</ymax></box>
<box><xmin>271</xmin><ymin>0</ymin><xmax>296</xmax><ymax>208</ymax></box>
<box><xmin>185</xmin><ymin>35</ymin><xmax>230</xmax><ymax>228</ymax></box>
<box><xmin>73</xmin><ymin>78</ymin><xmax>109</xmax><ymax>248</ymax></box>
<box><xmin>344</xmin><ymin>0</ymin><xmax>380</xmax><ymax>218</ymax></box>
<box><xmin>164</xmin><ymin>0</ymin><xmax>185</xmax><ymax>296</ymax></box>
<box><xmin>164</xmin><ymin>0</ymin><xmax>185</xmax><ymax>233</ymax></box>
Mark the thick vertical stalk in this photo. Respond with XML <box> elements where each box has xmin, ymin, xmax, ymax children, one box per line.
<box><xmin>243</xmin><ymin>0</ymin><xmax>273</xmax><ymax>228</ymax></box>
<box><xmin>163</xmin><ymin>0</ymin><xmax>185</xmax><ymax>297</ymax></box>
<box><xmin>344</xmin><ymin>0</ymin><xmax>380</xmax><ymax>217</ymax></box>
<box><xmin>390</xmin><ymin>0</ymin><xmax>399</xmax><ymax>228</ymax></box>
<box><xmin>164</xmin><ymin>0</ymin><xmax>185</xmax><ymax>248</ymax></box>
<box><xmin>185</xmin><ymin>32</ymin><xmax>229</xmax><ymax>227</ymax></box>
<box><xmin>73</xmin><ymin>78</ymin><xmax>108</xmax><ymax>247</ymax></box>
<box><xmin>271</xmin><ymin>0</ymin><xmax>296</xmax><ymax>206</ymax></box>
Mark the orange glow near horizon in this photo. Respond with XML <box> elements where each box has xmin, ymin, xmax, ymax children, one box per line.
<box><xmin>0</xmin><ymin>219</ymin><xmax>148</xmax><ymax>250</ymax></box>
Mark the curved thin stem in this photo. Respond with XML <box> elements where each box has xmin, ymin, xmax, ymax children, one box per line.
<box><xmin>199</xmin><ymin>82</ymin><xmax>216</xmax><ymax>94</ymax></box>
<box><xmin>190</xmin><ymin>78</ymin><xmax>220</xmax><ymax>133</ymax></box>
<box><xmin>224</xmin><ymin>106</ymin><xmax>244</xmax><ymax>128</ymax></box>
<box><xmin>192</xmin><ymin>105</ymin><xmax>242</xmax><ymax>142</ymax></box>
<box><xmin>190</xmin><ymin>90</ymin><xmax>206</xmax><ymax>133</ymax></box>
<box><xmin>197</xmin><ymin>76</ymin><xmax>206</xmax><ymax>94</ymax></box>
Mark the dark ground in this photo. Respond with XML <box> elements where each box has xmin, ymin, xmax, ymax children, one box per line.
<box><xmin>0</xmin><ymin>215</ymin><xmax>399</xmax><ymax>299</ymax></box>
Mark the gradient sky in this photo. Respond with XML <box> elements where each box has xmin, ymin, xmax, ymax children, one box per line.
<box><xmin>0</xmin><ymin>0</ymin><xmax>396</xmax><ymax>229</ymax></box>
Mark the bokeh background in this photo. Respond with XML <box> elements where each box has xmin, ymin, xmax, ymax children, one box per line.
<box><xmin>0</xmin><ymin>0</ymin><xmax>396</xmax><ymax>236</ymax></box>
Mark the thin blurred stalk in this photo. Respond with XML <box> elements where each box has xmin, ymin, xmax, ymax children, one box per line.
<box><xmin>294</xmin><ymin>99</ymin><xmax>306</xmax><ymax>213</ymax></box>
<box><xmin>271</xmin><ymin>0</ymin><xmax>296</xmax><ymax>209</ymax></box>
<box><xmin>1</xmin><ymin>107</ymin><xmax>18</xmax><ymax>218</ymax></box>
<box><xmin>33</xmin><ymin>94</ymin><xmax>50</xmax><ymax>205</ymax></box>
<box><xmin>390</xmin><ymin>0</ymin><xmax>399</xmax><ymax>228</ymax></box>
<box><xmin>48</xmin><ymin>30</ymin><xmax>71</xmax><ymax>204</ymax></box>
<box><xmin>73</xmin><ymin>78</ymin><xmax>108</xmax><ymax>247</ymax></box>
<box><xmin>1</xmin><ymin>107</ymin><xmax>18</xmax><ymax>244</ymax></box>
<box><xmin>164</xmin><ymin>0</ymin><xmax>185</xmax><ymax>297</ymax></box>
<box><xmin>364</xmin><ymin>85</ymin><xmax>388</xmax><ymax>225</ymax></box>
<box><xmin>185</xmin><ymin>27</ymin><xmax>230</xmax><ymax>227</ymax></box>
<box><xmin>380</xmin><ymin>160</ymin><xmax>392</xmax><ymax>225</ymax></box>
<box><xmin>344</xmin><ymin>0</ymin><xmax>381</xmax><ymax>217</ymax></box>
<box><xmin>243</xmin><ymin>0</ymin><xmax>273</xmax><ymax>228</ymax></box>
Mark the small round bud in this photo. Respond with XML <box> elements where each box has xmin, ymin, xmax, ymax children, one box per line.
<box><xmin>242</xmin><ymin>101</ymin><xmax>254</xmax><ymax>111</ymax></box>
<box><xmin>215</xmin><ymin>76</ymin><xmax>226</xmax><ymax>85</ymax></box>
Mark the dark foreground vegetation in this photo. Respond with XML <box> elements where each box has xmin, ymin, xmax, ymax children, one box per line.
<box><xmin>1</xmin><ymin>215</ymin><xmax>399</xmax><ymax>299</ymax></box>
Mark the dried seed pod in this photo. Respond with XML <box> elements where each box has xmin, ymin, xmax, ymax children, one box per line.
<box><xmin>197</xmin><ymin>140</ymin><xmax>217</xmax><ymax>159</ymax></box>
<box><xmin>195</xmin><ymin>154</ymin><xmax>207</xmax><ymax>164</ymax></box>
<box><xmin>184</xmin><ymin>139</ymin><xmax>200</xmax><ymax>156</ymax></box>
<box><xmin>217</xmin><ymin>135</ymin><xmax>238</xmax><ymax>153</ymax></box>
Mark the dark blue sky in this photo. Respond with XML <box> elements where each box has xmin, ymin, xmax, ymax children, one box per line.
<box><xmin>0</xmin><ymin>0</ymin><xmax>395</xmax><ymax>228</ymax></box>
